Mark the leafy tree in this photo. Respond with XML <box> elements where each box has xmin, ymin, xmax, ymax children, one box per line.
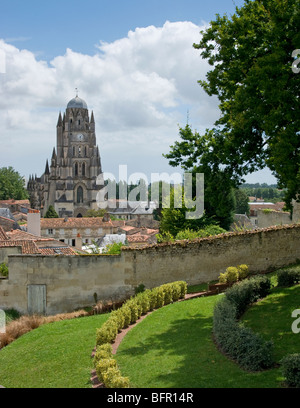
<box><xmin>163</xmin><ymin>124</ymin><xmax>236</xmax><ymax>230</ymax></box>
<box><xmin>0</xmin><ymin>167</ymin><xmax>28</xmax><ymax>200</ymax></box>
<box><xmin>44</xmin><ymin>205</ymin><xmax>59</xmax><ymax>218</ymax></box>
<box><xmin>234</xmin><ymin>189</ymin><xmax>250</xmax><ymax>215</ymax></box>
<box><xmin>192</xmin><ymin>0</ymin><xmax>300</xmax><ymax>209</ymax></box>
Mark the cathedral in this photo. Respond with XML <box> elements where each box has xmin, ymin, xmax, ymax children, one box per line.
<box><xmin>27</xmin><ymin>93</ymin><xmax>103</xmax><ymax>218</ymax></box>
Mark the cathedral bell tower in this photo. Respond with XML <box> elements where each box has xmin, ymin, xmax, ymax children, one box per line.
<box><xmin>28</xmin><ymin>93</ymin><xmax>103</xmax><ymax>218</ymax></box>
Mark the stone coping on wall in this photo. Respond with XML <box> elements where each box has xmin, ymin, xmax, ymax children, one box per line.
<box><xmin>7</xmin><ymin>223</ymin><xmax>300</xmax><ymax>257</ymax></box>
<box><xmin>121</xmin><ymin>222</ymin><xmax>300</xmax><ymax>251</ymax></box>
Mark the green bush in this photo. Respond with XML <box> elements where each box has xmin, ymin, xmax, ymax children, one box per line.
<box><xmin>93</xmin><ymin>343</ymin><xmax>113</xmax><ymax>368</ymax></box>
<box><xmin>96</xmin><ymin>320</ymin><xmax>119</xmax><ymax>346</ymax></box>
<box><xmin>277</xmin><ymin>269</ymin><xmax>300</xmax><ymax>287</ymax></box>
<box><xmin>120</xmin><ymin>305</ymin><xmax>132</xmax><ymax>328</ymax></box>
<box><xmin>102</xmin><ymin>242</ymin><xmax>123</xmax><ymax>255</ymax></box>
<box><xmin>145</xmin><ymin>289</ymin><xmax>157</xmax><ymax>311</ymax></box>
<box><xmin>225</xmin><ymin>267</ymin><xmax>239</xmax><ymax>284</ymax></box>
<box><xmin>156</xmin><ymin>232</ymin><xmax>174</xmax><ymax>243</ymax></box>
<box><xmin>94</xmin><ymin>281</ymin><xmax>188</xmax><ymax>386</ymax></box>
<box><xmin>135</xmin><ymin>292</ymin><xmax>151</xmax><ymax>315</ymax></box>
<box><xmin>281</xmin><ymin>354</ymin><xmax>300</xmax><ymax>388</ymax></box>
<box><xmin>237</xmin><ymin>264</ymin><xmax>249</xmax><ymax>280</ymax></box>
<box><xmin>213</xmin><ymin>276</ymin><xmax>274</xmax><ymax>371</ymax></box>
<box><xmin>0</xmin><ymin>263</ymin><xmax>8</xmax><ymax>277</ymax></box>
<box><xmin>225</xmin><ymin>275</ymin><xmax>271</xmax><ymax>318</ymax></box>
<box><xmin>135</xmin><ymin>283</ymin><xmax>145</xmax><ymax>294</ymax></box>
<box><xmin>171</xmin><ymin>282</ymin><xmax>182</xmax><ymax>302</ymax></box>
<box><xmin>176</xmin><ymin>281</ymin><xmax>188</xmax><ymax>298</ymax></box>
<box><xmin>110</xmin><ymin>310</ymin><xmax>125</xmax><ymax>332</ymax></box>
<box><xmin>152</xmin><ymin>287</ymin><xmax>165</xmax><ymax>308</ymax></box>
<box><xmin>175</xmin><ymin>229</ymin><xmax>199</xmax><ymax>240</ymax></box>
<box><xmin>102</xmin><ymin>366</ymin><xmax>129</xmax><ymax>388</ymax></box>
<box><xmin>109</xmin><ymin>374</ymin><xmax>130</xmax><ymax>388</ymax></box>
<box><xmin>124</xmin><ymin>298</ymin><xmax>142</xmax><ymax>324</ymax></box>
<box><xmin>95</xmin><ymin>358</ymin><xmax>118</xmax><ymax>383</ymax></box>
<box><xmin>161</xmin><ymin>284</ymin><xmax>173</xmax><ymax>305</ymax></box>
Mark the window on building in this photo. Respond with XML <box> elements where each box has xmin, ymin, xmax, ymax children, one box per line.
<box><xmin>77</xmin><ymin>186</ymin><xmax>83</xmax><ymax>203</ymax></box>
<box><xmin>48</xmin><ymin>229</ymin><xmax>53</xmax><ymax>235</ymax></box>
<box><xmin>82</xmin><ymin>162</ymin><xmax>86</xmax><ymax>176</ymax></box>
<box><xmin>75</xmin><ymin>162</ymin><xmax>78</xmax><ymax>176</ymax></box>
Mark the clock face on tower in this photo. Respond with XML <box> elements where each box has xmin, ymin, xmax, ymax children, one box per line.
<box><xmin>76</xmin><ymin>133</ymin><xmax>85</xmax><ymax>141</ymax></box>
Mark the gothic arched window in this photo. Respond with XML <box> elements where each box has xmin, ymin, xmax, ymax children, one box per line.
<box><xmin>75</xmin><ymin>162</ymin><xmax>78</xmax><ymax>176</ymax></box>
<box><xmin>82</xmin><ymin>163</ymin><xmax>86</xmax><ymax>176</ymax></box>
<box><xmin>77</xmin><ymin>186</ymin><xmax>83</xmax><ymax>203</ymax></box>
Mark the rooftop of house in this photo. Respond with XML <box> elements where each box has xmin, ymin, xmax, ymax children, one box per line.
<box><xmin>249</xmin><ymin>202</ymin><xmax>286</xmax><ymax>211</ymax></box>
<box><xmin>0</xmin><ymin>225</ymin><xmax>77</xmax><ymax>255</ymax></box>
<box><xmin>40</xmin><ymin>217</ymin><xmax>118</xmax><ymax>229</ymax></box>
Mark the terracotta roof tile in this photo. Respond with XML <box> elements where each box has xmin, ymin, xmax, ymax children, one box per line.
<box><xmin>0</xmin><ymin>240</ymin><xmax>41</xmax><ymax>254</ymax></box>
<box><xmin>38</xmin><ymin>247</ymin><xmax>77</xmax><ymax>255</ymax></box>
<box><xmin>41</xmin><ymin>217</ymin><xmax>114</xmax><ymax>229</ymax></box>
<box><xmin>0</xmin><ymin>226</ymin><xmax>8</xmax><ymax>240</ymax></box>
<box><xmin>6</xmin><ymin>230</ymin><xmax>41</xmax><ymax>240</ymax></box>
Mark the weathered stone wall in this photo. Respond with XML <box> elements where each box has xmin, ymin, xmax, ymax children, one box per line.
<box><xmin>257</xmin><ymin>209</ymin><xmax>292</xmax><ymax>228</ymax></box>
<box><xmin>0</xmin><ymin>254</ymin><xmax>133</xmax><ymax>315</ymax></box>
<box><xmin>1</xmin><ymin>224</ymin><xmax>300</xmax><ymax>315</ymax></box>
<box><xmin>0</xmin><ymin>246</ymin><xmax>22</xmax><ymax>264</ymax></box>
<box><xmin>125</xmin><ymin>224</ymin><xmax>300</xmax><ymax>288</ymax></box>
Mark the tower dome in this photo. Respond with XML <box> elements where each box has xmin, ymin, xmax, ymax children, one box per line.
<box><xmin>67</xmin><ymin>95</ymin><xmax>88</xmax><ymax>110</ymax></box>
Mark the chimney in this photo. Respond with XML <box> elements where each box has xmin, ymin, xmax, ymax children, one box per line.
<box><xmin>27</xmin><ymin>209</ymin><xmax>41</xmax><ymax>237</ymax></box>
<box><xmin>75</xmin><ymin>233</ymin><xmax>82</xmax><ymax>250</ymax></box>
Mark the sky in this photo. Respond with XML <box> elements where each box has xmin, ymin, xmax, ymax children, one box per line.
<box><xmin>0</xmin><ymin>0</ymin><xmax>277</xmax><ymax>185</ymax></box>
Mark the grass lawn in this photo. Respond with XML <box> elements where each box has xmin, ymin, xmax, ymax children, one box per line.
<box><xmin>241</xmin><ymin>284</ymin><xmax>300</xmax><ymax>361</ymax></box>
<box><xmin>0</xmin><ymin>313</ymin><xmax>109</xmax><ymax>388</ymax></box>
<box><xmin>0</xmin><ymin>271</ymin><xmax>297</xmax><ymax>388</ymax></box>
<box><xmin>115</xmin><ymin>294</ymin><xmax>284</xmax><ymax>388</ymax></box>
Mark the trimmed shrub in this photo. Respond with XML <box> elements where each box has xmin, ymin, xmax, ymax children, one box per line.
<box><xmin>213</xmin><ymin>275</ymin><xmax>274</xmax><ymax>372</ymax></box>
<box><xmin>277</xmin><ymin>269</ymin><xmax>300</xmax><ymax>287</ymax></box>
<box><xmin>176</xmin><ymin>281</ymin><xmax>188</xmax><ymax>299</ymax></box>
<box><xmin>237</xmin><ymin>264</ymin><xmax>249</xmax><ymax>280</ymax></box>
<box><xmin>153</xmin><ymin>287</ymin><xmax>165</xmax><ymax>309</ymax></box>
<box><xmin>135</xmin><ymin>292</ymin><xmax>150</xmax><ymax>315</ymax></box>
<box><xmin>145</xmin><ymin>289</ymin><xmax>157</xmax><ymax>311</ymax></box>
<box><xmin>171</xmin><ymin>282</ymin><xmax>182</xmax><ymax>302</ymax></box>
<box><xmin>94</xmin><ymin>280</ymin><xmax>188</xmax><ymax>387</ymax></box>
<box><xmin>93</xmin><ymin>343</ymin><xmax>113</xmax><ymax>368</ymax></box>
<box><xmin>218</xmin><ymin>272</ymin><xmax>227</xmax><ymax>284</ymax></box>
<box><xmin>120</xmin><ymin>305</ymin><xmax>132</xmax><ymax>328</ymax></box>
<box><xmin>124</xmin><ymin>298</ymin><xmax>142</xmax><ymax>324</ymax></box>
<box><xmin>96</xmin><ymin>320</ymin><xmax>119</xmax><ymax>346</ymax></box>
<box><xmin>281</xmin><ymin>354</ymin><xmax>300</xmax><ymax>388</ymax></box>
<box><xmin>110</xmin><ymin>310</ymin><xmax>125</xmax><ymax>332</ymax></box>
<box><xmin>95</xmin><ymin>358</ymin><xmax>118</xmax><ymax>383</ymax></box>
<box><xmin>225</xmin><ymin>267</ymin><xmax>239</xmax><ymax>284</ymax></box>
<box><xmin>161</xmin><ymin>284</ymin><xmax>173</xmax><ymax>305</ymax></box>
<box><xmin>109</xmin><ymin>374</ymin><xmax>130</xmax><ymax>388</ymax></box>
<box><xmin>102</xmin><ymin>366</ymin><xmax>129</xmax><ymax>388</ymax></box>
<box><xmin>225</xmin><ymin>275</ymin><xmax>271</xmax><ymax>318</ymax></box>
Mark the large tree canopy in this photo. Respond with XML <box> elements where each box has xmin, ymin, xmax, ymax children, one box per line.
<box><xmin>190</xmin><ymin>0</ymin><xmax>300</xmax><ymax>208</ymax></box>
<box><xmin>0</xmin><ymin>167</ymin><xmax>28</xmax><ymax>201</ymax></box>
<box><xmin>164</xmin><ymin>125</ymin><xmax>236</xmax><ymax>230</ymax></box>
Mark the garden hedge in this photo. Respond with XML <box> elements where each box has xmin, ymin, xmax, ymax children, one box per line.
<box><xmin>94</xmin><ymin>280</ymin><xmax>188</xmax><ymax>388</ymax></box>
<box><xmin>213</xmin><ymin>275</ymin><xmax>274</xmax><ymax>371</ymax></box>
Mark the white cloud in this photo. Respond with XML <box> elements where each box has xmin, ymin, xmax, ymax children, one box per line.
<box><xmin>0</xmin><ymin>21</ymin><xmax>223</xmax><ymax>180</ymax></box>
